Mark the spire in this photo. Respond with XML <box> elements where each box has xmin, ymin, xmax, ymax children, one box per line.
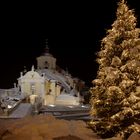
<box><xmin>14</xmin><ymin>83</ymin><xmax>16</xmax><ymax>88</ymax></box>
<box><xmin>31</xmin><ymin>65</ymin><xmax>35</xmax><ymax>71</ymax></box>
<box><xmin>23</xmin><ymin>66</ymin><xmax>27</xmax><ymax>73</ymax></box>
<box><xmin>44</xmin><ymin>38</ymin><xmax>49</xmax><ymax>53</ymax></box>
<box><xmin>20</xmin><ymin>72</ymin><xmax>23</xmax><ymax>77</ymax></box>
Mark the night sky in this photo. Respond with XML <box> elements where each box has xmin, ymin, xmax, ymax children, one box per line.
<box><xmin>0</xmin><ymin>0</ymin><xmax>140</xmax><ymax>88</ymax></box>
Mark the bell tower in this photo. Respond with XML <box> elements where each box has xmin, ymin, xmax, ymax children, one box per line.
<box><xmin>36</xmin><ymin>39</ymin><xmax>56</xmax><ymax>70</ymax></box>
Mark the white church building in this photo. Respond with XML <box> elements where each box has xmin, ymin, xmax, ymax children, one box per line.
<box><xmin>18</xmin><ymin>46</ymin><xmax>83</xmax><ymax>106</ymax></box>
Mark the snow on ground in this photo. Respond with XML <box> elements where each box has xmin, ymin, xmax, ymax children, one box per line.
<box><xmin>0</xmin><ymin>114</ymin><xmax>99</xmax><ymax>140</ymax></box>
<box><xmin>0</xmin><ymin>114</ymin><xmax>139</xmax><ymax>140</ymax></box>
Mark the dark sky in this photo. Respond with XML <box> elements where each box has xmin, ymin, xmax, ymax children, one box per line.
<box><xmin>0</xmin><ymin>0</ymin><xmax>140</xmax><ymax>88</ymax></box>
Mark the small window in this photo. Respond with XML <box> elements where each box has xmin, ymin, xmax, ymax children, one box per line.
<box><xmin>44</xmin><ymin>61</ymin><xmax>49</xmax><ymax>68</ymax></box>
<box><xmin>30</xmin><ymin>83</ymin><xmax>35</xmax><ymax>94</ymax></box>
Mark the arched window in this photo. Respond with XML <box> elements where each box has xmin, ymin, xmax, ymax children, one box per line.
<box><xmin>44</xmin><ymin>61</ymin><xmax>49</xmax><ymax>68</ymax></box>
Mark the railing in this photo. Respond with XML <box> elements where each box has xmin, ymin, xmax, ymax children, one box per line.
<box><xmin>2</xmin><ymin>100</ymin><xmax>22</xmax><ymax>116</ymax></box>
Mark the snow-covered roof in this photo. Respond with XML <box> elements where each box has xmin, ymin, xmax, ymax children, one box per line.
<box><xmin>56</xmin><ymin>94</ymin><xmax>77</xmax><ymax>101</ymax></box>
<box><xmin>0</xmin><ymin>88</ymin><xmax>18</xmax><ymax>95</ymax></box>
<box><xmin>37</xmin><ymin>69</ymin><xmax>71</xmax><ymax>93</ymax></box>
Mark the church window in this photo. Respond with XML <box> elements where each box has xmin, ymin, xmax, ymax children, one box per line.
<box><xmin>30</xmin><ymin>83</ymin><xmax>35</xmax><ymax>94</ymax></box>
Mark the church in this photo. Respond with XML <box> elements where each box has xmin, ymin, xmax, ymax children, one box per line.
<box><xmin>18</xmin><ymin>44</ymin><xmax>85</xmax><ymax>106</ymax></box>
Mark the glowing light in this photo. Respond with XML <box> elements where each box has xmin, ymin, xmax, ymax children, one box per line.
<box><xmin>49</xmin><ymin>104</ymin><xmax>55</xmax><ymax>107</ymax></box>
<box><xmin>7</xmin><ymin>105</ymin><xmax>12</xmax><ymax>109</ymax></box>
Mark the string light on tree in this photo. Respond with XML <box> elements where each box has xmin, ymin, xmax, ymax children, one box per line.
<box><xmin>89</xmin><ymin>0</ymin><xmax>140</xmax><ymax>139</ymax></box>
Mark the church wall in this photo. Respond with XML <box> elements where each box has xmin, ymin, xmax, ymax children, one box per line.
<box><xmin>50</xmin><ymin>81</ymin><xmax>56</xmax><ymax>96</ymax></box>
<box><xmin>52</xmin><ymin>59</ymin><xmax>56</xmax><ymax>70</ymax></box>
<box><xmin>35</xmin><ymin>82</ymin><xmax>42</xmax><ymax>96</ymax></box>
<box><xmin>44</xmin><ymin>95</ymin><xmax>55</xmax><ymax>105</ymax></box>
<box><xmin>23</xmin><ymin>82</ymin><xmax>30</xmax><ymax>96</ymax></box>
<box><xmin>56</xmin><ymin>84</ymin><xmax>61</xmax><ymax>97</ymax></box>
<box><xmin>45</xmin><ymin>80</ymin><xmax>51</xmax><ymax>95</ymax></box>
<box><xmin>40</xmin><ymin>82</ymin><xmax>46</xmax><ymax>98</ymax></box>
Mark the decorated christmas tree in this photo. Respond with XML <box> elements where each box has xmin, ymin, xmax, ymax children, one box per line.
<box><xmin>90</xmin><ymin>0</ymin><xmax>140</xmax><ymax>139</ymax></box>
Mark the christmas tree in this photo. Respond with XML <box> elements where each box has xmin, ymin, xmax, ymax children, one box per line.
<box><xmin>90</xmin><ymin>0</ymin><xmax>140</xmax><ymax>139</ymax></box>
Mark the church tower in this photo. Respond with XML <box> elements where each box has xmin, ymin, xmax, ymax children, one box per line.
<box><xmin>36</xmin><ymin>39</ymin><xmax>56</xmax><ymax>70</ymax></box>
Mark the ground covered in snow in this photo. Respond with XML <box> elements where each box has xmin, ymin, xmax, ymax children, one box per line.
<box><xmin>0</xmin><ymin>114</ymin><xmax>140</xmax><ymax>140</ymax></box>
<box><xmin>0</xmin><ymin>114</ymin><xmax>99</xmax><ymax>140</ymax></box>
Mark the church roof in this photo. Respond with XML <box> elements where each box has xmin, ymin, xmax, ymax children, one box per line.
<box><xmin>37</xmin><ymin>69</ymin><xmax>71</xmax><ymax>93</ymax></box>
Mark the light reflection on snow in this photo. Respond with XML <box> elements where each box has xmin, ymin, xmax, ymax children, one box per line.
<box><xmin>7</xmin><ymin>105</ymin><xmax>12</xmax><ymax>109</ymax></box>
<box><xmin>67</xmin><ymin>106</ymin><xmax>74</xmax><ymax>108</ymax></box>
<box><xmin>48</xmin><ymin>104</ymin><xmax>55</xmax><ymax>107</ymax></box>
